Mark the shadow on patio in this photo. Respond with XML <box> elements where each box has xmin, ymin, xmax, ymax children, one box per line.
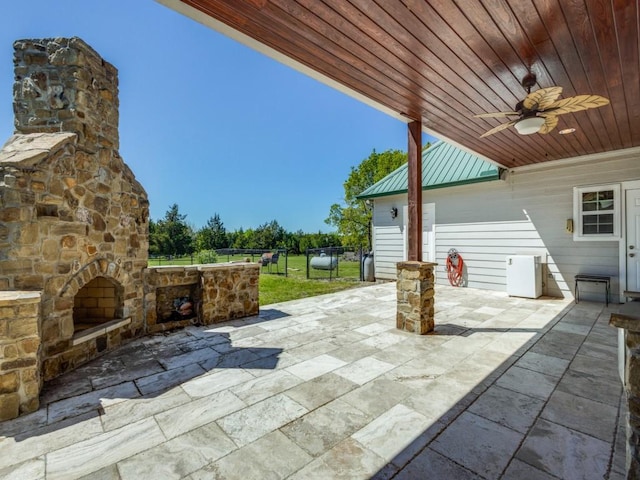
<box><xmin>0</xmin><ymin>283</ymin><xmax>626</xmax><ymax>479</ymax></box>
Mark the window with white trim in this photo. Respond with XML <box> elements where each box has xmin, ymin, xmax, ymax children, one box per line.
<box><xmin>573</xmin><ymin>184</ymin><xmax>620</xmax><ymax>241</ymax></box>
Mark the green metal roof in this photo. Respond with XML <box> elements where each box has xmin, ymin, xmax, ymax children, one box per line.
<box><xmin>357</xmin><ymin>141</ymin><xmax>501</xmax><ymax>200</ymax></box>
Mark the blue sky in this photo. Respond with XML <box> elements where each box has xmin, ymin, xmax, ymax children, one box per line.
<box><xmin>0</xmin><ymin>0</ymin><xmax>436</xmax><ymax>233</ymax></box>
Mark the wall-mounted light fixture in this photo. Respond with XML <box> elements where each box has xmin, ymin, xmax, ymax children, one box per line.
<box><xmin>390</xmin><ymin>207</ymin><xmax>398</xmax><ymax>219</ymax></box>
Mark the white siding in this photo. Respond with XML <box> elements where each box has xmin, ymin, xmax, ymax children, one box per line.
<box><xmin>371</xmin><ymin>195</ymin><xmax>405</xmax><ymax>280</ymax></box>
<box><xmin>369</xmin><ymin>150</ymin><xmax>640</xmax><ymax>301</ymax></box>
<box><xmin>371</xmin><ymin>195</ymin><xmax>434</xmax><ymax>280</ymax></box>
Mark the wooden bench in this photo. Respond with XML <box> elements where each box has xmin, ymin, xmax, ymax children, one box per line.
<box><xmin>574</xmin><ymin>274</ymin><xmax>611</xmax><ymax>306</ymax></box>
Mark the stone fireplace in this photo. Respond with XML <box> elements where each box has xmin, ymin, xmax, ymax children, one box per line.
<box><xmin>0</xmin><ymin>37</ymin><xmax>259</xmax><ymax>421</ymax></box>
<box><xmin>0</xmin><ymin>37</ymin><xmax>149</xmax><ymax>386</ymax></box>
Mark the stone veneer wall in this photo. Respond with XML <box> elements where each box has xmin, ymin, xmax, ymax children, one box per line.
<box><xmin>13</xmin><ymin>37</ymin><xmax>119</xmax><ymax>152</ymax></box>
<box><xmin>145</xmin><ymin>263</ymin><xmax>260</xmax><ymax>334</ymax></box>
<box><xmin>1</xmin><ymin>37</ymin><xmax>149</xmax><ymax>381</ymax></box>
<box><xmin>0</xmin><ymin>291</ymin><xmax>41</xmax><ymax>421</ymax></box>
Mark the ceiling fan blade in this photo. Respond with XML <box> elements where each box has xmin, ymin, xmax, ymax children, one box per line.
<box><xmin>538</xmin><ymin>115</ymin><xmax>559</xmax><ymax>134</ymax></box>
<box><xmin>474</xmin><ymin>111</ymin><xmax>519</xmax><ymax>118</ymax></box>
<box><xmin>479</xmin><ymin>120</ymin><xmax>517</xmax><ymax>138</ymax></box>
<box><xmin>523</xmin><ymin>86</ymin><xmax>563</xmax><ymax>110</ymax></box>
<box><xmin>545</xmin><ymin>94</ymin><xmax>610</xmax><ymax>115</ymax></box>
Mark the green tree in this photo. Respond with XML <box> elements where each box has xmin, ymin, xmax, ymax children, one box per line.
<box><xmin>326</xmin><ymin>148</ymin><xmax>412</xmax><ymax>250</ymax></box>
<box><xmin>196</xmin><ymin>214</ymin><xmax>228</xmax><ymax>251</ymax></box>
<box><xmin>254</xmin><ymin>220</ymin><xmax>286</xmax><ymax>249</ymax></box>
<box><xmin>152</xmin><ymin>204</ymin><xmax>194</xmax><ymax>256</ymax></box>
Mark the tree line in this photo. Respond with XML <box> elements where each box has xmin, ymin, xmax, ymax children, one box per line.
<box><xmin>150</xmin><ymin>148</ymin><xmax>419</xmax><ymax>257</ymax></box>
<box><xmin>149</xmin><ymin>205</ymin><xmax>341</xmax><ymax>257</ymax></box>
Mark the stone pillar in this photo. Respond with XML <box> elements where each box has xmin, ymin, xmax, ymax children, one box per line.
<box><xmin>610</xmin><ymin>310</ymin><xmax>640</xmax><ymax>478</ymax></box>
<box><xmin>13</xmin><ymin>37</ymin><xmax>119</xmax><ymax>152</ymax></box>
<box><xmin>0</xmin><ymin>291</ymin><xmax>41</xmax><ymax>421</ymax></box>
<box><xmin>397</xmin><ymin>261</ymin><xmax>436</xmax><ymax>334</ymax></box>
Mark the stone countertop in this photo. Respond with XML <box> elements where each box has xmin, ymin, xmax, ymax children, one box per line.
<box><xmin>610</xmin><ymin>300</ymin><xmax>640</xmax><ymax>331</ymax></box>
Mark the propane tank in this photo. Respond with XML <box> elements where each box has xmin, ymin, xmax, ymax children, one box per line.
<box><xmin>363</xmin><ymin>251</ymin><xmax>375</xmax><ymax>282</ymax></box>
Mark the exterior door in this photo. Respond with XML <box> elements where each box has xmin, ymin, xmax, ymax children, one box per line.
<box><xmin>402</xmin><ymin>203</ymin><xmax>435</xmax><ymax>262</ymax></box>
<box><xmin>626</xmin><ymin>189</ymin><xmax>640</xmax><ymax>292</ymax></box>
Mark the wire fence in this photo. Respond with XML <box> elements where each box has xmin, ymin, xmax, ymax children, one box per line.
<box><xmin>305</xmin><ymin>246</ymin><xmax>364</xmax><ymax>281</ymax></box>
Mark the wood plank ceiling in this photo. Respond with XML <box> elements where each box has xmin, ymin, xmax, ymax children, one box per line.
<box><xmin>171</xmin><ymin>0</ymin><xmax>639</xmax><ymax>169</ymax></box>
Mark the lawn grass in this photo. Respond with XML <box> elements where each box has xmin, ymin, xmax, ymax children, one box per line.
<box><xmin>258</xmin><ymin>274</ymin><xmax>361</xmax><ymax>306</ymax></box>
<box><xmin>148</xmin><ymin>253</ymin><xmax>364</xmax><ymax>306</ymax></box>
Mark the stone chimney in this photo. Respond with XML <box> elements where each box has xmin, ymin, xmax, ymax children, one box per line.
<box><xmin>12</xmin><ymin>37</ymin><xmax>119</xmax><ymax>152</ymax></box>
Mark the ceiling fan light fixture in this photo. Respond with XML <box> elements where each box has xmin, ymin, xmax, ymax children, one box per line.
<box><xmin>514</xmin><ymin>116</ymin><xmax>545</xmax><ymax>135</ymax></box>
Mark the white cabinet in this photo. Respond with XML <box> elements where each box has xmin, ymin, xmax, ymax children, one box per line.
<box><xmin>506</xmin><ymin>255</ymin><xmax>542</xmax><ymax>298</ymax></box>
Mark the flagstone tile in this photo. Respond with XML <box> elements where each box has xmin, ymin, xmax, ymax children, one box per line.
<box><xmin>285</xmin><ymin>354</ymin><xmax>347</xmax><ymax>381</ymax></box>
<box><xmin>45</xmin><ymin>417</ymin><xmax>166</xmax><ymax>480</ymax></box>
<box><xmin>0</xmin><ymin>457</ymin><xmax>45</xmax><ymax>480</ymax></box>
<box><xmin>342</xmin><ymin>378</ymin><xmax>414</xmax><ymax>419</ymax></box>
<box><xmin>287</xmin><ymin>339</ymin><xmax>339</xmax><ymax>361</ymax></box>
<box><xmin>570</xmin><ymin>353</ymin><xmax>620</xmax><ymax>381</ymax></box>
<box><xmin>101</xmin><ymin>387</ymin><xmax>191</xmax><ymax>432</ymax></box>
<box><xmin>47</xmin><ymin>382</ymin><xmax>139</xmax><ymax>424</ymax></box>
<box><xmin>384</xmin><ymin>360</ymin><xmax>443</xmax><ymax>390</ymax></box>
<box><xmin>324</xmin><ymin>329</ymin><xmax>368</xmax><ymax>347</ymax></box>
<box><xmin>281</xmin><ymin>398</ymin><xmax>371</xmax><ymax>456</ymax></box>
<box><xmin>285</xmin><ymin>372</ymin><xmax>359</xmax><ymax>410</ymax></box>
<box><xmin>181</xmin><ymin>368</ymin><xmax>254</xmax><ymax>398</ymax></box>
<box><xmin>213</xmin><ymin>348</ymin><xmax>261</xmax><ymax>368</ymax></box>
<box><xmin>155</xmin><ymin>389</ymin><xmax>245</xmax><ymax>439</ymax></box>
<box><xmin>402</xmin><ymin>375</ymin><xmax>477</xmax><ymax>424</ymax></box>
<box><xmin>40</xmin><ymin>375</ymin><xmax>93</xmax><ymax>406</ymax></box>
<box><xmin>0</xmin><ymin>412</ymin><xmax>103</xmax><ymax>470</ymax></box>
<box><xmin>117</xmin><ymin>422</ymin><xmax>236</xmax><ymax>480</ymax></box>
<box><xmin>333</xmin><ymin>357</ymin><xmax>396</xmax><ymax>385</ymax></box>
<box><xmin>578</xmin><ymin>340</ymin><xmax>617</xmax><ymax>361</ymax></box>
<box><xmin>541</xmin><ymin>390</ymin><xmax>618</xmax><ymax>441</ymax></box>
<box><xmin>496</xmin><ymin>365</ymin><xmax>557</xmax><ymax>400</ymax></box>
<box><xmin>501</xmin><ymin>458</ymin><xmax>557</xmax><ymax>480</ymax></box>
<box><xmin>352</xmin><ymin>404</ymin><xmax>431</xmax><ymax>462</ymax></box>
<box><xmin>468</xmin><ymin>385</ymin><xmax>545</xmax><ymax>434</ymax></box>
<box><xmin>329</xmin><ymin>342</ymin><xmax>381</xmax><ymax>363</ymax></box>
<box><xmin>78</xmin><ymin>465</ymin><xmax>120</xmax><ymax>480</ymax></box>
<box><xmin>394</xmin><ymin>448</ymin><xmax>479</xmax><ymax>480</ymax></box>
<box><xmin>557</xmin><ymin>369</ymin><xmax>622</xmax><ymax>406</ymax></box>
<box><xmin>288</xmin><ymin>437</ymin><xmax>386</xmax><ymax>480</ymax></box>
<box><xmin>189</xmin><ymin>430</ymin><xmax>312</xmax><ymax>480</ymax></box>
<box><xmin>158</xmin><ymin>347</ymin><xmax>220</xmax><ymax>370</ymax></box>
<box><xmin>516</xmin><ymin>418</ymin><xmax>610</xmax><ymax>479</ymax></box>
<box><xmin>431</xmin><ymin>412</ymin><xmax>523</xmax><ymax>478</ymax></box>
<box><xmin>528</xmin><ymin>330</ymin><xmax>584</xmax><ymax>360</ymax></box>
<box><xmin>0</xmin><ymin>407</ymin><xmax>48</xmax><ymax>438</ymax></box>
<box><xmin>229</xmin><ymin>370</ymin><xmax>303</xmax><ymax>405</ymax></box>
<box><xmin>136</xmin><ymin>362</ymin><xmax>206</xmax><ymax>396</ymax></box>
<box><xmin>515</xmin><ymin>351</ymin><xmax>570</xmax><ymax>378</ymax></box>
<box><xmin>354</xmin><ymin>321</ymin><xmax>395</xmax><ymax>336</ymax></box>
<box><xmin>217</xmin><ymin>393</ymin><xmax>307</xmax><ymax>447</ymax></box>
<box><xmin>360</xmin><ymin>331</ymin><xmax>405</xmax><ymax>349</ymax></box>
<box><xmin>90</xmin><ymin>358</ymin><xmax>165</xmax><ymax>390</ymax></box>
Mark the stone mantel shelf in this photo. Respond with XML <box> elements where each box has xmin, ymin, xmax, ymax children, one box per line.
<box><xmin>71</xmin><ymin>317</ymin><xmax>131</xmax><ymax>346</ymax></box>
<box><xmin>0</xmin><ymin>291</ymin><xmax>41</xmax><ymax>306</ymax></box>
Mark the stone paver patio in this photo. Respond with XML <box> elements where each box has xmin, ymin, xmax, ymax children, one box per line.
<box><xmin>0</xmin><ymin>283</ymin><xmax>626</xmax><ymax>479</ymax></box>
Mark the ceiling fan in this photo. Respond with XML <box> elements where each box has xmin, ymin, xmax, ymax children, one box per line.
<box><xmin>474</xmin><ymin>73</ymin><xmax>610</xmax><ymax>138</ymax></box>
